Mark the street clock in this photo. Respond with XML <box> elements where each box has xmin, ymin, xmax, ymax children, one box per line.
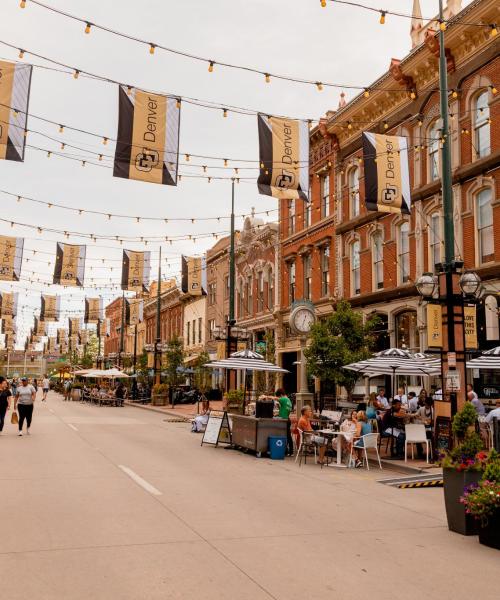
<box><xmin>289</xmin><ymin>301</ymin><xmax>316</xmax><ymax>336</ymax></box>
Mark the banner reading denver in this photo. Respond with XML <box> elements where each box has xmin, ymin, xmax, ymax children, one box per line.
<box><xmin>257</xmin><ymin>114</ymin><xmax>308</xmax><ymax>202</ymax></box>
<box><xmin>113</xmin><ymin>86</ymin><xmax>180</xmax><ymax>186</ymax></box>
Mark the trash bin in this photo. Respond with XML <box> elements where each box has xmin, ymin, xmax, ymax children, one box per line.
<box><xmin>268</xmin><ymin>436</ymin><xmax>287</xmax><ymax>460</ymax></box>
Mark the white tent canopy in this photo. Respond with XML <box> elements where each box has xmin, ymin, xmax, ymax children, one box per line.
<box><xmin>81</xmin><ymin>368</ymin><xmax>129</xmax><ymax>379</ymax></box>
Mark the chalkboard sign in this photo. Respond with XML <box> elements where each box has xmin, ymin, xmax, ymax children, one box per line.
<box><xmin>435</xmin><ymin>416</ymin><xmax>452</xmax><ymax>451</ymax></box>
<box><xmin>201</xmin><ymin>410</ymin><xmax>232</xmax><ymax>447</ymax></box>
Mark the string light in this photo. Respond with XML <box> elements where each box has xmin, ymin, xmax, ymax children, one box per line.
<box><xmin>224</xmin><ymin>159</ymin><xmax>228</xmax><ymax>167</ymax></box>
<box><xmin>60</xmin><ymin>143</ymin><xmax>65</xmax><ymax>150</ymax></box>
<box><xmin>223</xmin><ymin>108</ymin><xmax>228</xmax><ymax>118</ymax></box>
<box><xmin>208</xmin><ymin>61</ymin><xmax>214</xmax><ymax>73</ymax></box>
<box><xmin>59</xmin><ymin>125</ymin><xmax>64</xmax><ymax>133</ymax></box>
<box><xmin>490</xmin><ymin>24</ymin><xmax>498</xmax><ymax>37</ymax></box>
<box><xmin>451</xmin><ymin>89</ymin><xmax>458</xmax><ymax>99</ymax></box>
<box><xmin>347</xmin><ymin>121</ymin><xmax>353</xmax><ymax>130</ymax></box>
<box><xmin>102</xmin><ymin>137</ymin><xmax>108</xmax><ymax>145</ymax></box>
<box><xmin>320</xmin><ymin>0</ymin><xmax>326</xmax><ymax>7</ymax></box>
<box><xmin>491</xmin><ymin>85</ymin><xmax>498</xmax><ymax>95</ymax></box>
<box><xmin>20</xmin><ymin>0</ymin><xmax>26</xmax><ymax>8</ymax></box>
<box><xmin>126</xmin><ymin>86</ymin><xmax>132</xmax><ymax>96</ymax></box>
<box><xmin>410</xmin><ymin>90</ymin><xmax>417</xmax><ymax>100</ymax></box>
<box><xmin>185</xmin><ymin>154</ymin><xmax>190</xmax><ymax>162</ymax></box>
<box><xmin>316</xmin><ymin>82</ymin><xmax>323</xmax><ymax>91</ymax></box>
<box><xmin>98</xmin><ymin>154</ymin><xmax>103</xmax><ymax>161</ymax></box>
<box><xmin>265</xmin><ymin>73</ymin><xmax>271</xmax><ymax>83</ymax></box>
<box><xmin>47</xmin><ymin>151</ymin><xmax>51</xmax><ymax>158</ymax></box>
<box><xmin>379</xmin><ymin>11</ymin><xmax>386</xmax><ymax>25</ymax></box>
<box><xmin>73</xmin><ymin>69</ymin><xmax>80</xmax><ymax>79</ymax></box>
<box><xmin>18</xmin><ymin>49</ymin><xmax>25</xmax><ymax>59</ymax></box>
<box><xmin>85</xmin><ymin>22</ymin><xmax>92</xmax><ymax>34</ymax></box>
<box><xmin>383</xmin><ymin>121</ymin><xmax>389</xmax><ymax>130</ymax></box>
<box><xmin>149</xmin><ymin>43</ymin><xmax>156</xmax><ymax>55</ymax></box>
<box><xmin>439</xmin><ymin>21</ymin><xmax>447</xmax><ymax>31</ymax></box>
<box><xmin>363</xmin><ymin>89</ymin><xmax>370</xmax><ymax>98</ymax></box>
<box><xmin>176</xmin><ymin>98</ymin><xmax>181</xmax><ymax>109</ymax></box>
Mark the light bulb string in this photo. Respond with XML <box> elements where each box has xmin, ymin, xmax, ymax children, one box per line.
<box><xmin>19</xmin><ymin>0</ymin><xmax>498</xmax><ymax>92</ymax></box>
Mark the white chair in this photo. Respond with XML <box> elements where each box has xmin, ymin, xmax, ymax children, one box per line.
<box><xmin>295</xmin><ymin>429</ymin><xmax>317</xmax><ymax>466</ymax></box>
<box><xmin>351</xmin><ymin>433</ymin><xmax>382</xmax><ymax>470</ymax></box>
<box><xmin>404</xmin><ymin>424</ymin><xmax>432</xmax><ymax>463</ymax></box>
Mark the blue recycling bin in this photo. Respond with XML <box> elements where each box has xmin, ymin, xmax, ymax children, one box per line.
<box><xmin>268</xmin><ymin>436</ymin><xmax>287</xmax><ymax>460</ymax></box>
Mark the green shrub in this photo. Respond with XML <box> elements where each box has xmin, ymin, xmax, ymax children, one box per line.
<box><xmin>482</xmin><ymin>449</ymin><xmax>500</xmax><ymax>483</ymax></box>
<box><xmin>152</xmin><ymin>383</ymin><xmax>168</xmax><ymax>396</ymax></box>
<box><xmin>452</xmin><ymin>402</ymin><xmax>477</xmax><ymax>440</ymax></box>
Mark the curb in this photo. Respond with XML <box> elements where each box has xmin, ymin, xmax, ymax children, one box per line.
<box><xmin>124</xmin><ymin>401</ymin><xmax>191</xmax><ymax>421</ymax></box>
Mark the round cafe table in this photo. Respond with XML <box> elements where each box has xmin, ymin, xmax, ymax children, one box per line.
<box><xmin>318</xmin><ymin>429</ymin><xmax>348</xmax><ymax>469</ymax></box>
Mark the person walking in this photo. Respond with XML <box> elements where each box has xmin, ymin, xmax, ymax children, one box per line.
<box><xmin>0</xmin><ymin>377</ymin><xmax>12</xmax><ymax>435</ymax></box>
<box><xmin>14</xmin><ymin>377</ymin><xmax>36</xmax><ymax>436</ymax></box>
<box><xmin>41</xmin><ymin>374</ymin><xmax>50</xmax><ymax>402</ymax></box>
<box><xmin>276</xmin><ymin>388</ymin><xmax>294</xmax><ymax>457</ymax></box>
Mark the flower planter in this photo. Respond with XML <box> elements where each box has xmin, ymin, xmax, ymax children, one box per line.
<box><xmin>443</xmin><ymin>467</ymin><xmax>481</xmax><ymax>535</ymax></box>
<box><xmin>478</xmin><ymin>511</ymin><xmax>500</xmax><ymax>550</ymax></box>
<box><xmin>151</xmin><ymin>394</ymin><xmax>167</xmax><ymax>406</ymax></box>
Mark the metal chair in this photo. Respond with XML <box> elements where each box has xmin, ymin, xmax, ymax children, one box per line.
<box><xmin>295</xmin><ymin>429</ymin><xmax>317</xmax><ymax>466</ymax></box>
<box><xmin>351</xmin><ymin>433</ymin><xmax>382</xmax><ymax>470</ymax></box>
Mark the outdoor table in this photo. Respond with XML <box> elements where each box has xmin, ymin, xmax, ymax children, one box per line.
<box><xmin>318</xmin><ymin>429</ymin><xmax>348</xmax><ymax>469</ymax></box>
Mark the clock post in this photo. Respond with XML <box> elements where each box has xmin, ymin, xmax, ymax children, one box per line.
<box><xmin>289</xmin><ymin>301</ymin><xmax>316</xmax><ymax>416</ymax></box>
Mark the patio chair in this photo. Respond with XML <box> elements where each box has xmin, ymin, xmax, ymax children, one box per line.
<box><xmin>404</xmin><ymin>424</ymin><xmax>432</xmax><ymax>463</ymax></box>
<box><xmin>350</xmin><ymin>433</ymin><xmax>382</xmax><ymax>470</ymax></box>
<box><xmin>295</xmin><ymin>429</ymin><xmax>317</xmax><ymax>466</ymax></box>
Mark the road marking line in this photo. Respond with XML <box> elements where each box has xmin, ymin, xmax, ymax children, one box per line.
<box><xmin>68</xmin><ymin>423</ymin><xmax>78</xmax><ymax>432</ymax></box>
<box><xmin>118</xmin><ymin>465</ymin><xmax>162</xmax><ymax>496</ymax></box>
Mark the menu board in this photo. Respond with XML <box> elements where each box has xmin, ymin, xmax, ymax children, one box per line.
<box><xmin>435</xmin><ymin>416</ymin><xmax>452</xmax><ymax>451</ymax></box>
<box><xmin>201</xmin><ymin>410</ymin><xmax>231</xmax><ymax>447</ymax></box>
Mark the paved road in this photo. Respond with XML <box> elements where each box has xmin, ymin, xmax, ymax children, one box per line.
<box><xmin>0</xmin><ymin>392</ymin><xmax>497</xmax><ymax>599</ymax></box>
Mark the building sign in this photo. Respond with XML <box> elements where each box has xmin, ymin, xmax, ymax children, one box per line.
<box><xmin>445</xmin><ymin>370</ymin><xmax>461</xmax><ymax>392</ymax></box>
<box><xmin>464</xmin><ymin>305</ymin><xmax>478</xmax><ymax>350</ymax></box>
<box><xmin>426</xmin><ymin>304</ymin><xmax>443</xmax><ymax>348</ymax></box>
<box><xmin>216</xmin><ymin>341</ymin><xmax>226</xmax><ymax>360</ymax></box>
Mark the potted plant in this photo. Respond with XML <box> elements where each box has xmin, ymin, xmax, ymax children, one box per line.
<box><xmin>224</xmin><ymin>389</ymin><xmax>245</xmax><ymax>415</ymax></box>
<box><xmin>461</xmin><ymin>450</ymin><xmax>500</xmax><ymax>549</ymax></box>
<box><xmin>152</xmin><ymin>383</ymin><xmax>169</xmax><ymax>406</ymax></box>
<box><xmin>441</xmin><ymin>402</ymin><xmax>485</xmax><ymax>535</ymax></box>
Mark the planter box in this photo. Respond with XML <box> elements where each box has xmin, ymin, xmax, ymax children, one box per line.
<box><xmin>478</xmin><ymin>511</ymin><xmax>500</xmax><ymax>550</ymax></box>
<box><xmin>443</xmin><ymin>467</ymin><xmax>481</xmax><ymax>536</ymax></box>
<box><xmin>151</xmin><ymin>395</ymin><xmax>167</xmax><ymax>406</ymax></box>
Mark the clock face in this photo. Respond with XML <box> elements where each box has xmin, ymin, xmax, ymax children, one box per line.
<box><xmin>293</xmin><ymin>307</ymin><xmax>315</xmax><ymax>333</ymax></box>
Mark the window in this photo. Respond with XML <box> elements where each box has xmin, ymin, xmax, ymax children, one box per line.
<box><xmin>348</xmin><ymin>167</ymin><xmax>360</xmax><ymax>218</ymax></box>
<box><xmin>288</xmin><ymin>261</ymin><xmax>295</xmax><ymax>303</ymax></box>
<box><xmin>198</xmin><ymin>318</ymin><xmax>202</xmax><ymax>344</ymax></box>
<box><xmin>321</xmin><ymin>245</ymin><xmax>330</xmax><ymax>297</ymax></box>
<box><xmin>208</xmin><ymin>319</ymin><xmax>215</xmax><ymax>340</ymax></box>
<box><xmin>372</xmin><ymin>233</ymin><xmax>384</xmax><ymax>290</ymax></box>
<box><xmin>224</xmin><ymin>275</ymin><xmax>229</xmax><ymax>299</ymax></box>
<box><xmin>477</xmin><ymin>189</ymin><xmax>494</xmax><ymax>264</ymax></box>
<box><xmin>208</xmin><ymin>282</ymin><xmax>216</xmax><ymax>305</ymax></box>
<box><xmin>257</xmin><ymin>271</ymin><xmax>264</xmax><ymax>312</ymax></box>
<box><xmin>246</xmin><ymin>275</ymin><xmax>253</xmax><ymax>314</ymax></box>
<box><xmin>303</xmin><ymin>254</ymin><xmax>312</xmax><ymax>300</ymax></box>
<box><xmin>304</xmin><ymin>201</ymin><xmax>312</xmax><ymax>228</ymax></box>
<box><xmin>395</xmin><ymin>310</ymin><xmax>419</xmax><ymax>351</ymax></box>
<box><xmin>485</xmin><ymin>296</ymin><xmax>499</xmax><ymax>341</ymax></box>
<box><xmin>321</xmin><ymin>175</ymin><xmax>330</xmax><ymax>218</ymax></box>
<box><xmin>429</xmin><ymin>213</ymin><xmax>441</xmax><ymax>269</ymax></box>
<box><xmin>268</xmin><ymin>267</ymin><xmax>274</xmax><ymax>309</ymax></box>
<box><xmin>288</xmin><ymin>199</ymin><xmax>296</xmax><ymax>235</ymax></box>
<box><xmin>351</xmin><ymin>241</ymin><xmax>360</xmax><ymax>296</ymax></box>
<box><xmin>238</xmin><ymin>281</ymin><xmax>243</xmax><ymax>318</ymax></box>
<box><xmin>186</xmin><ymin>321</ymin><xmax>190</xmax><ymax>346</ymax></box>
<box><xmin>474</xmin><ymin>91</ymin><xmax>490</xmax><ymax>159</ymax></box>
<box><xmin>399</xmin><ymin>222</ymin><xmax>410</xmax><ymax>283</ymax></box>
<box><xmin>428</xmin><ymin>120</ymin><xmax>441</xmax><ymax>181</ymax></box>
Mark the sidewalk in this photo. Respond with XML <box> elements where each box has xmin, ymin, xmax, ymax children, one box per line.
<box><xmin>124</xmin><ymin>399</ymin><xmax>224</xmax><ymax>420</ymax></box>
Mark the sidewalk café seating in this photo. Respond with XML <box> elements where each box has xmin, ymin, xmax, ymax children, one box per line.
<box><xmin>404</xmin><ymin>424</ymin><xmax>432</xmax><ymax>463</ymax></box>
<box><xmin>295</xmin><ymin>429</ymin><xmax>317</xmax><ymax>466</ymax></box>
<box><xmin>321</xmin><ymin>410</ymin><xmax>342</xmax><ymax>424</ymax></box>
<box><xmin>350</xmin><ymin>433</ymin><xmax>382</xmax><ymax>470</ymax></box>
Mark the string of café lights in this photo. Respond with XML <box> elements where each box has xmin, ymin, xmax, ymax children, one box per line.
<box><xmin>15</xmin><ymin>0</ymin><xmax>499</xmax><ymax>94</ymax></box>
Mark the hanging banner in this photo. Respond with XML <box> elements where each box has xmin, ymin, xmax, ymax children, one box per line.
<box><xmin>257</xmin><ymin>113</ymin><xmax>309</xmax><ymax>201</ymax></box>
<box><xmin>362</xmin><ymin>132</ymin><xmax>410</xmax><ymax>214</ymax></box>
<box><xmin>121</xmin><ymin>250</ymin><xmax>150</xmax><ymax>292</ymax></box>
<box><xmin>113</xmin><ymin>86</ymin><xmax>180</xmax><ymax>186</ymax></box>
<box><xmin>53</xmin><ymin>243</ymin><xmax>86</xmax><ymax>287</ymax></box>
<box><xmin>68</xmin><ymin>335</ymin><xmax>79</xmax><ymax>351</ymax></box>
<box><xmin>97</xmin><ymin>318</ymin><xmax>111</xmax><ymax>338</ymax></box>
<box><xmin>59</xmin><ymin>338</ymin><xmax>68</xmax><ymax>353</ymax></box>
<box><xmin>47</xmin><ymin>336</ymin><xmax>57</xmax><ymax>352</ymax></box>
<box><xmin>126</xmin><ymin>298</ymin><xmax>144</xmax><ymax>326</ymax></box>
<box><xmin>0</xmin><ymin>235</ymin><xmax>23</xmax><ymax>281</ymax></box>
<box><xmin>426</xmin><ymin>304</ymin><xmax>443</xmax><ymax>348</ymax></box>
<box><xmin>464</xmin><ymin>305</ymin><xmax>478</xmax><ymax>350</ymax></box>
<box><xmin>79</xmin><ymin>329</ymin><xmax>89</xmax><ymax>345</ymax></box>
<box><xmin>4</xmin><ymin>333</ymin><xmax>14</xmax><ymax>351</ymax></box>
<box><xmin>0</xmin><ymin>291</ymin><xmax>18</xmax><ymax>317</ymax></box>
<box><xmin>1</xmin><ymin>315</ymin><xmax>14</xmax><ymax>334</ymax></box>
<box><xmin>34</xmin><ymin>316</ymin><xmax>46</xmax><ymax>337</ymax></box>
<box><xmin>181</xmin><ymin>255</ymin><xmax>206</xmax><ymax>296</ymax></box>
<box><xmin>57</xmin><ymin>327</ymin><xmax>68</xmax><ymax>343</ymax></box>
<box><xmin>40</xmin><ymin>294</ymin><xmax>60</xmax><ymax>321</ymax></box>
<box><xmin>84</xmin><ymin>297</ymin><xmax>103</xmax><ymax>323</ymax></box>
<box><xmin>0</xmin><ymin>60</ymin><xmax>32</xmax><ymax>162</ymax></box>
<box><xmin>69</xmin><ymin>317</ymin><xmax>81</xmax><ymax>336</ymax></box>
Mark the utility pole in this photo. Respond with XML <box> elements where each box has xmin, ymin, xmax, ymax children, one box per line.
<box><xmin>119</xmin><ymin>291</ymin><xmax>125</xmax><ymax>369</ymax></box>
<box><xmin>154</xmin><ymin>246</ymin><xmax>162</xmax><ymax>386</ymax></box>
<box><xmin>226</xmin><ymin>179</ymin><xmax>237</xmax><ymax>391</ymax></box>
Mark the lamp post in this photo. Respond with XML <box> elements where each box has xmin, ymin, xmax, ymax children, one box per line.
<box><xmin>226</xmin><ymin>178</ymin><xmax>237</xmax><ymax>391</ymax></box>
<box><xmin>154</xmin><ymin>246</ymin><xmax>162</xmax><ymax>386</ymax></box>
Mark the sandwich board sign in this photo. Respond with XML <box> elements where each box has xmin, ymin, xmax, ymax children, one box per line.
<box><xmin>201</xmin><ymin>410</ymin><xmax>232</xmax><ymax>447</ymax></box>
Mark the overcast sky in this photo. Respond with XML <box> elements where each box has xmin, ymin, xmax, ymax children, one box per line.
<box><xmin>0</xmin><ymin>0</ymin><xmax>471</xmax><ymax>345</ymax></box>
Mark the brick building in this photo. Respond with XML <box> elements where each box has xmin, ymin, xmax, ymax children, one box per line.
<box><xmin>278</xmin><ymin>0</ymin><xmax>500</xmax><ymax>396</ymax></box>
<box><xmin>104</xmin><ymin>296</ymin><xmax>123</xmax><ymax>359</ymax></box>
<box><xmin>143</xmin><ymin>280</ymin><xmax>183</xmax><ymax>346</ymax></box>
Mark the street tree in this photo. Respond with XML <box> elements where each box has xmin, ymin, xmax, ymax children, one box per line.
<box><xmin>304</xmin><ymin>299</ymin><xmax>379</xmax><ymax>399</ymax></box>
<box><xmin>163</xmin><ymin>336</ymin><xmax>184</xmax><ymax>388</ymax></box>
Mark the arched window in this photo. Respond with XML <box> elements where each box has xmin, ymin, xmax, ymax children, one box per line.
<box><xmin>485</xmin><ymin>296</ymin><xmax>499</xmax><ymax>341</ymax></box>
<box><xmin>288</xmin><ymin>261</ymin><xmax>295</xmax><ymax>303</ymax></box>
<box><xmin>348</xmin><ymin>167</ymin><xmax>360</xmax><ymax>218</ymax></box>
<box><xmin>372</xmin><ymin>232</ymin><xmax>384</xmax><ymax>290</ymax></box>
<box><xmin>429</xmin><ymin>212</ymin><xmax>442</xmax><ymax>269</ymax></box>
<box><xmin>428</xmin><ymin>120</ymin><xmax>440</xmax><ymax>181</ymax></box>
<box><xmin>320</xmin><ymin>175</ymin><xmax>330</xmax><ymax>218</ymax></box>
<box><xmin>351</xmin><ymin>240</ymin><xmax>360</xmax><ymax>296</ymax></box>
<box><xmin>398</xmin><ymin>222</ymin><xmax>410</xmax><ymax>283</ymax></box>
<box><xmin>476</xmin><ymin>189</ymin><xmax>494</xmax><ymax>264</ymax></box>
<box><xmin>320</xmin><ymin>245</ymin><xmax>330</xmax><ymax>297</ymax></box>
<box><xmin>474</xmin><ymin>90</ymin><xmax>490</xmax><ymax>159</ymax></box>
<box><xmin>267</xmin><ymin>266</ymin><xmax>274</xmax><ymax>310</ymax></box>
<box><xmin>303</xmin><ymin>253</ymin><xmax>312</xmax><ymax>300</ymax></box>
<box><xmin>395</xmin><ymin>311</ymin><xmax>419</xmax><ymax>352</ymax></box>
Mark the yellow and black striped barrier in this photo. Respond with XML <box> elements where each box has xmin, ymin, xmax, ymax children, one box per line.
<box><xmin>397</xmin><ymin>479</ymin><xmax>443</xmax><ymax>489</ymax></box>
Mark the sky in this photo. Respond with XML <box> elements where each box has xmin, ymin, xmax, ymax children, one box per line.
<box><xmin>0</xmin><ymin>0</ymin><xmax>472</xmax><ymax>346</ymax></box>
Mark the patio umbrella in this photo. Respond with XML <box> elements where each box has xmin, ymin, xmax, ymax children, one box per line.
<box><xmin>204</xmin><ymin>349</ymin><xmax>288</xmax><ymax>373</ymax></box>
<box><xmin>82</xmin><ymin>368</ymin><xmax>129</xmax><ymax>378</ymax></box>
<box><xmin>467</xmin><ymin>346</ymin><xmax>500</xmax><ymax>370</ymax></box>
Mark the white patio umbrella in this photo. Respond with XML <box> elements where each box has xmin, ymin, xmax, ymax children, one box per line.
<box><xmin>82</xmin><ymin>368</ymin><xmax>129</xmax><ymax>378</ymax></box>
<box><xmin>467</xmin><ymin>346</ymin><xmax>500</xmax><ymax>369</ymax></box>
<box><xmin>204</xmin><ymin>349</ymin><xmax>288</xmax><ymax>373</ymax></box>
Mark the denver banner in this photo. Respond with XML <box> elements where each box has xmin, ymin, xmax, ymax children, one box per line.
<box><xmin>57</xmin><ymin>327</ymin><xmax>68</xmax><ymax>344</ymax></box>
<box><xmin>121</xmin><ymin>250</ymin><xmax>150</xmax><ymax>292</ymax></box>
<box><xmin>257</xmin><ymin>114</ymin><xmax>309</xmax><ymax>201</ymax></box>
<box><xmin>126</xmin><ymin>298</ymin><xmax>144</xmax><ymax>326</ymax></box>
<box><xmin>181</xmin><ymin>255</ymin><xmax>206</xmax><ymax>296</ymax></box>
<box><xmin>0</xmin><ymin>60</ymin><xmax>32</xmax><ymax>162</ymax></box>
<box><xmin>0</xmin><ymin>292</ymin><xmax>18</xmax><ymax>317</ymax></box>
<box><xmin>40</xmin><ymin>294</ymin><xmax>60</xmax><ymax>321</ymax></box>
<box><xmin>85</xmin><ymin>297</ymin><xmax>103</xmax><ymax>323</ymax></box>
<box><xmin>69</xmin><ymin>317</ymin><xmax>81</xmax><ymax>336</ymax></box>
<box><xmin>53</xmin><ymin>243</ymin><xmax>86</xmax><ymax>287</ymax></box>
<box><xmin>426</xmin><ymin>304</ymin><xmax>443</xmax><ymax>348</ymax></box>
<box><xmin>113</xmin><ymin>86</ymin><xmax>180</xmax><ymax>186</ymax></box>
<box><xmin>362</xmin><ymin>132</ymin><xmax>411</xmax><ymax>214</ymax></box>
<box><xmin>0</xmin><ymin>235</ymin><xmax>23</xmax><ymax>281</ymax></box>
<box><xmin>34</xmin><ymin>316</ymin><xmax>46</xmax><ymax>337</ymax></box>
<box><xmin>1</xmin><ymin>315</ymin><xmax>15</xmax><ymax>334</ymax></box>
